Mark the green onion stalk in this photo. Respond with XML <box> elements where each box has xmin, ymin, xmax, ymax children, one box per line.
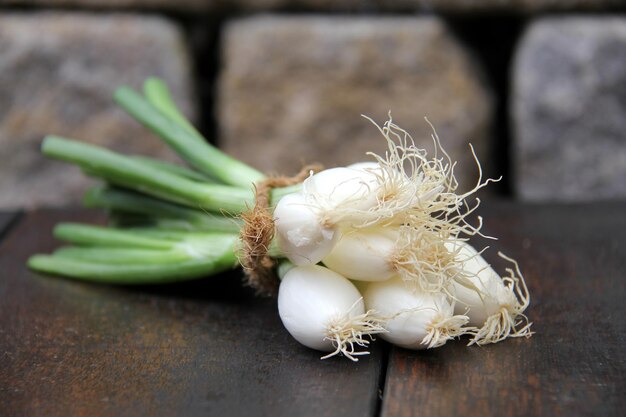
<box><xmin>27</xmin><ymin>79</ymin><xmax>534</xmax><ymax>354</ymax></box>
<box><xmin>28</xmin><ymin>78</ymin><xmax>300</xmax><ymax>285</ymax></box>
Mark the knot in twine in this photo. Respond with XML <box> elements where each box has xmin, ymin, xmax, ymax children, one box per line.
<box><xmin>239</xmin><ymin>164</ymin><xmax>323</xmax><ymax>296</ymax></box>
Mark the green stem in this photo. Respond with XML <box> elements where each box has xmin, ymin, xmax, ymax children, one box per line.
<box><xmin>125</xmin><ymin>228</ymin><xmax>196</xmax><ymax>240</ymax></box>
<box><xmin>114</xmin><ymin>86</ymin><xmax>265</xmax><ymax>187</ymax></box>
<box><xmin>29</xmin><ymin>234</ymin><xmax>239</xmax><ymax>284</ymax></box>
<box><xmin>149</xmin><ymin>218</ymin><xmax>241</xmax><ymax>232</ymax></box>
<box><xmin>28</xmin><ymin>254</ymin><xmax>237</xmax><ymax>284</ymax></box>
<box><xmin>43</xmin><ymin>136</ymin><xmax>255</xmax><ymax>213</ymax></box>
<box><xmin>129</xmin><ymin>156</ymin><xmax>215</xmax><ymax>183</ymax></box>
<box><xmin>108</xmin><ymin>212</ymin><xmax>234</xmax><ymax>233</ymax></box>
<box><xmin>54</xmin><ymin>223</ymin><xmax>177</xmax><ymax>249</ymax></box>
<box><xmin>143</xmin><ymin>77</ymin><xmax>200</xmax><ymax>137</ymax></box>
<box><xmin>124</xmin><ymin>228</ymin><xmax>238</xmax><ymax>243</ymax></box>
<box><xmin>54</xmin><ymin>247</ymin><xmax>191</xmax><ymax>264</ymax></box>
<box><xmin>84</xmin><ymin>187</ymin><xmax>243</xmax><ymax>233</ymax></box>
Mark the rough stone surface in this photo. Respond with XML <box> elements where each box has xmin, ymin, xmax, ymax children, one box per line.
<box><xmin>219</xmin><ymin>16</ymin><xmax>493</xmax><ymax>192</ymax></box>
<box><xmin>1</xmin><ymin>0</ymin><xmax>214</xmax><ymax>12</ymax></box>
<box><xmin>513</xmin><ymin>17</ymin><xmax>626</xmax><ymax>202</ymax></box>
<box><xmin>0</xmin><ymin>12</ymin><xmax>195</xmax><ymax>209</ymax></box>
<box><xmin>283</xmin><ymin>0</ymin><xmax>626</xmax><ymax>13</ymax></box>
<box><xmin>2</xmin><ymin>0</ymin><xmax>623</xmax><ymax>13</ymax></box>
<box><xmin>386</xmin><ymin>0</ymin><xmax>624</xmax><ymax>13</ymax></box>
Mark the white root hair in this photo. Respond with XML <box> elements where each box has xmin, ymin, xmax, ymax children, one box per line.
<box><xmin>321</xmin><ymin>299</ymin><xmax>387</xmax><ymax>361</ymax></box>
<box><xmin>311</xmin><ymin>115</ymin><xmax>501</xmax><ymax>292</ymax></box>
<box><xmin>423</xmin><ymin>313</ymin><xmax>473</xmax><ymax>349</ymax></box>
<box><xmin>314</xmin><ymin>114</ymin><xmax>499</xmax><ymax>236</ymax></box>
<box><xmin>391</xmin><ymin>226</ymin><xmax>461</xmax><ymax>293</ymax></box>
<box><xmin>468</xmin><ymin>252</ymin><xmax>533</xmax><ymax>346</ymax></box>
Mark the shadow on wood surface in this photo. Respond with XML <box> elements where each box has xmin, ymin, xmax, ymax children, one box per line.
<box><xmin>1</xmin><ymin>202</ymin><xmax>624</xmax><ymax>417</ymax></box>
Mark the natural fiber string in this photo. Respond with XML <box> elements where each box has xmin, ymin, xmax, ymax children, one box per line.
<box><xmin>239</xmin><ymin>164</ymin><xmax>323</xmax><ymax>296</ymax></box>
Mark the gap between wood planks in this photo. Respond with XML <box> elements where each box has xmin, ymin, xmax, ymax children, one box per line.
<box><xmin>0</xmin><ymin>211</ymin><xmax>21</xmax><ymax>243</ymax></box>
<box><xmin>375</xmin><ymin>342</ymin><xmax>392</xmax><ymax>417</ymax></box>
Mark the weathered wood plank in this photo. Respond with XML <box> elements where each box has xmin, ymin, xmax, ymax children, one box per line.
<box><xmin>0</xmin><ymin>211</ymin><xmax>19</xmax><ymax>239</ymax></box>
<box><xmin>0</xmin><ymin>209</ymin><xmax>384</xmax><ymax>417</ymax></box>
<box><xmin>380</xmin><ymin>201</ymin><xmax>626</xmax><ymax>417</ymax></box>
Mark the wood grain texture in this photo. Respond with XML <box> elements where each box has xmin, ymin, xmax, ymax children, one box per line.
<box><xmin>0</xmin><ymin>211</ymin><xmax>18</xmax><ymax>238</ymax></box>
<box><xmin>0</xmin><ymin>209</ymin><xmax>384</xmax><ymax>417</ymax></box>
<box><xmin>381</xmin><ymin>201</ymin><xmax>626</xmax><ymax>417</ymax></box>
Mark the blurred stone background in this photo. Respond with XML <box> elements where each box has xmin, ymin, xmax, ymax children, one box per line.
<box><xmin>0</xmin><ymin>1</ymin><xmax>625</xmax><ymax>208</ymax></box>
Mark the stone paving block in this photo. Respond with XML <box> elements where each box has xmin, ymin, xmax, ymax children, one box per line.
<box><xmin>1</xmin><ymin>0</ymin><xmax>213</xmax><ymax>12</ymax></box>
<box><xmin>513</xmin><ymin>17</ymin><xmax>626</xmax><ymax>201</ymax></box>
<box><xmin>218</xmin><ymin>16</ymin><xmax>493</xmax><ymax>192</ymax></box>
<box><xmin>3</xmin><ymin>0</ymin><xmax>621</xmax><ymax>13</ymax></box>
<box><xmin>0</xmin><ymin>12</ymin><xmax>195</xmax><ymax>209</ymax></box>
<box><xmin>386</xmin><ymin>0</ymin><xmax>624</xmax><ymax>13</ymax></box>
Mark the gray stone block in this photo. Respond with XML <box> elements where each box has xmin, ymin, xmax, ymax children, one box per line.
<box><xmin>0</xmin><ymin>12</ymin><xmax>195</xmax><ymax>209</ymax></box>
<box><xmin>513</xmin><ymin>17</ymin><xmax>626</xmax><ymax>201</ymax></box>
<box><xmin>218</xmin><ymin>16</ymin><xmax>493</xmax><ymax>192</ymax></box>
<box><xmin>0</xmin><ymin>0</ymin><xmax>213</xmax><ymax>12</ymax></box>
<box><xmin>1</xmin><ymin>0</ymin><xmax>622</xmax><ymax>12</ymax></box>
<box><xmin>389</xmin><ymin>0</ymin><xmax>623</xmax><ymax>13</ymax></box>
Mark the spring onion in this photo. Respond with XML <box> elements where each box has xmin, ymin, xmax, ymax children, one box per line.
<box><xmin>273</xmin><ymin>192</ymin><xmax>339</xmax><ymax>265</ymax></box>
<box><xmin>277</xmin><ymin>264</ymin><xmax>385</xmax><ymax>360</ymax></box>
<box><xmin>28</xmin><ymin>77</ymin><xmax>533</xmax><ymax>360</ymax></box>
<box><xmin>322</xmin><ymin>227</ymin><xmax>398</xmax><ymax>282</ymax></box>
<box><xmin>446</xmin><ymin>241</ymin><xmax>533</xmax><ymax>345</ymax></box>
<box><xmin>364</xmin><ymin>276</ymin><xmax>471</xmax><ymax>349</ymax></box>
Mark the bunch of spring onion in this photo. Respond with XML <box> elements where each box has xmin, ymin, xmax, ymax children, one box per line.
<box><xmin>28</xmin><ymin>77</ymin><xmax>532</xmax><ymax>361</ymax></box>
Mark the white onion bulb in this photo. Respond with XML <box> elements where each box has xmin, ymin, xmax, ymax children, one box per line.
<box><xmin>277</xmin><ymin>265</ymin><xmax>384</xmax><ymax>360</ymax></box>
<box><xmin>273</xmin><ymin>193</ymin><xmax>338</xmax><ymax>265</ymax></box>
<box><xmin>446</xmin><ymin>241</ymin><xmax>532</xmax><ymax>345</ymax></box>
<box><xmin>302</xmin><ymin>167</ymin><xmax>380</xmax><ymax>213</ymax></box>
<box><xmin>364</xmin><ymin>276</ymin><xmax>469</xmax><ymax>349</ymax></box>
<box><xmin>322</xmin><ymin>227</ymin><xmax>398</xmax><ymax>282</ymax></box>
<box><xmin>446</xmin><ymin>241</ymin><xmax>510</xmax><ymax>325</ymax></box>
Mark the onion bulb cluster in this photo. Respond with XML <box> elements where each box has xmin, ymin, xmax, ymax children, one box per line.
<box><xmin>28</xmin><ymin>78</ymin><xmax>533</xmax><ymax>362</ymax></box>
<box><xmin>274</xmin><ymin>117</ymin><xmax>533</xmax><ymax>360</ymax></box>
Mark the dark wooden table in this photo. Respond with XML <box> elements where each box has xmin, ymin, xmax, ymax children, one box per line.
<box><xmin>1</xmin><ymin>202</ymin><xmax>624</xmax><ymax>417</ymax></box>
